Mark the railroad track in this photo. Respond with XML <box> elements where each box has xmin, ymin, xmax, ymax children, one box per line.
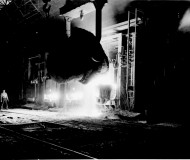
<box><xmin>1</xmin><ymin>109</ymin><xmax>186</xmax><ymax>159</ymax></box>
<box><xmin>0</xmin><ymin>110</ymin><xmax>99</xmax><ymax>159</ymax></box>
<box><xmin>0</xmin><ymin>111</ymin><xmax>132</xmax><ymax>159</ymax></box>
<box><xmin>0</xmin><ymin>123</ymin><xmax>97</xmax><ymax>159</ymax></box>
<box><xmin>0</xmin><ymin>118</ymin><xmax>134</xmax><ymax>159</ymax></box>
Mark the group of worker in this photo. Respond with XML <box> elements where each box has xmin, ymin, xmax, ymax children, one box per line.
<box><xmin>0</xmin><ymin>90</ymin><xmax>9</xmax><ymax>110</ymax></box>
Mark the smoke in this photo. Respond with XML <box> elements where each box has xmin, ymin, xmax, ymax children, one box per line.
<box><xmin>102</xmin><ymin>0</ymin><xmax>131</xmax><ymax>26</ymax></box>
<box><xmin>179</xmin><ymin>7</ymin><xmax>190</xmax><ymax>32</ymax></box>
<box><xmin>109</xmin><ymin>0</ymin><xmax>131</xmax><ymax>14</ymax></box>
<box><xmin>72</xmin><ymin>0</ymin><xmax>132</xmax><ymax>32</ymax></box>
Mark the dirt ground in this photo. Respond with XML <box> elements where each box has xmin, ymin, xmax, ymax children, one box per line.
<box><xmin>0</xmin><ymin>108</ymin><xmax>189</xmax><ymax>159</ymax></box>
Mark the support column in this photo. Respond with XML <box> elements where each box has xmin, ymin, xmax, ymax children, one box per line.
<box><xmin>65</xmin><ymin>16</ymin><xmax>72</xmax><ymax>38</ymax></box>
<box><xmin>36</xmin><ymin>63</ymin><xmax>41</xmax><ymax>104</ymax></box>
<box><xmin>63</xmin><ymin>16</ymin><xmax>72</xmax><ymax>108</ymax></box>
<box><xmin>93</xmin><ymin>0</ymin><xmax>107</xmax><ymax>42</ymax></box>
<box><xmin>44</xmin><ymin>52</ymin><xmax>48</xmax><ymax>93</ymax></box>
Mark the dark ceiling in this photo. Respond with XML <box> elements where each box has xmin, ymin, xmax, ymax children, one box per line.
<box><xmin>1</xmin><ymin>0</ymin><xmax>189</xmax><ymax>28</ymax></box>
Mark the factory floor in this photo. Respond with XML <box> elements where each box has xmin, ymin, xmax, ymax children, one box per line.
<box><xmin>0</xmin><ymin>107</ymin><xmax>189</xmax><ymax>159</ymax></box>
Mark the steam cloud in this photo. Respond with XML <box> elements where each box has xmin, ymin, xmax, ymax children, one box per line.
<box><xmin>179</xmin><ymin>7</ymin><xmax>190</xmax><ymax>32</ymax></box>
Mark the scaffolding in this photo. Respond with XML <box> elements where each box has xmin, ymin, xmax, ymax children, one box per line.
<box><xmin>125</xmin><ymin>8</ymin><xmax>144</xmax><ymax>111</ymax></box>
<box><xmin>101</xmin><ymin>8</ymin><xmax>144</xmax><ymax>111</ymax></box>
<box><xmin>2</xmin><ymin>0</ymin><xmax>42</xmax><ymax>24</ymax></box>
<box><xmin>0</xmin><ymin>0</ymin><xmax>11</xmax><ymax>10</ymax></box>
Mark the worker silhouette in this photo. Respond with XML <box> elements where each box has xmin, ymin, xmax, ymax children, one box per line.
<box><xmin>1</xmin><ymin>90</ymin><xmax>9</xmax><ymax>110</ymax></box>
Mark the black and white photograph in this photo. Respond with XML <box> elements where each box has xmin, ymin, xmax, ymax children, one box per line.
<box><xmin>0</xmin><ymin>0</ymin><xmax>190</xmax><ymax>159</ymax></box>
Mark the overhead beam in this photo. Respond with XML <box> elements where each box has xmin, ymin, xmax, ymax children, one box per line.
<box><xmin>92</xmin><ymin>0</ymin><xmax>107</xmax><ymax>41</ymax></box>
<box><xmin>60</xmin><ymin>2</ymin><xmax>95</xmax><ymax>19</ymax></box>
<box><xmin>60</xmin><ymin>0</ymin><xmax>107</xmax><ymax>41</ymax></box>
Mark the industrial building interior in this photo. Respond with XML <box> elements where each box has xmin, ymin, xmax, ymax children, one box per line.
<box><xmin>0</xmin><ymin>0</ymin><xmax>190</xmax><ymax>159</ymax></box>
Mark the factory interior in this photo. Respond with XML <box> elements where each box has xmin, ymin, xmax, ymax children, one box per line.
<box><xmin>0</xmin><ymin>0</ymin><xmax>190</xmax><ymax>159</ymax></box>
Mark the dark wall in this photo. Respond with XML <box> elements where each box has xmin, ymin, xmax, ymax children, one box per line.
<box><xmin>133</xmin><ymin>1</ymin><xmax>190</xmax><ymax>124</ymax></box>
<box><xmin>0</xmin><ymin>8</ymin><xmax>67</xmax><ymax>104</ymax></box>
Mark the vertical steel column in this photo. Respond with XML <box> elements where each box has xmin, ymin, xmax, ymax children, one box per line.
<box><xmin>21</xmin><ymin>57</ymin><xmax>25</xmax><ymax>100</ymax></box>
<box><xmin>117</xmin><ymin>34</ymin><xmax>122</xmax><ymax>108</ymax></box>
<box><xmin>126</xmin><ymin>10</ymin><xmax>130</xmax><ymax>110</ymax></box>
<box><xmin>93</xmin><ymin>0</ymin><xmax>107</xmax><ymax>42</ymax></box>
<box><xmin>28</xmin><ymin>60</ymin><xmax>31</xmax><ymax>80</ymax></box>
<box><xmin>44</xmin><ymin>52</ymin><xmax>48</xmax><ymax>92</ymax></box>
<box><xmin>43</xmin><ymin>52</ymin><xmax>48</xmax><ymax>100</ymax></box>
<box><xmin>133</xmin><ymin>8</ymin><xmax>137</xmax><ymax>109</ymax></box>
<box><xmin>65</xmin><ymin>16</ymin><xmax>72</xmax><ymax>38</ymax></box>
<box><xmin>36</xmin><ymin>63</ymin><xmax>40</xmax><ymax>103</ymax></box>
<box><xmin>95</xmin><ymin>5</ymin><xmax>102</xmax><ymax>41</ymax></box>
<box><xmin>34</xmin><ymin>83</ymin><xmax>37</xmax><ymax>100</ymax></box>
<box><xmin>64</xmin><ymin>16</ymin><xmax>72</xmax><ymax>107</ymax></box>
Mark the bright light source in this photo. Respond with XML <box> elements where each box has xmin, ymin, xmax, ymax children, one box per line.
<box><xmin>63</xmin><ymin>63</ymin><xmax>116</xmax><ymax>119</ymax></box>
<box><xmin>0</xmin><ymin>0</ymin><xmax>11</xmax><ymax>5</ymax></box>
<box><xmin>44</xmin><ymin>91</ymin><xmax>60</xmax><ymax>102</ymax></box>
<box><xmin>66</xmin><ymin>91</ymin><xmax>84</xmax><ymax>101</ymax></box>
<box><xmin>88</xmin><ymin>66</ymin><xmax>116</xmax><ymax>89</ymax></box>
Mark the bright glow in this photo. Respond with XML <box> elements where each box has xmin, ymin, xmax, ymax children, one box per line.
<box><xmin>64</xmin><ymin>83</ymin><xmax>102</xmax><ymax>118</ymax></box>
<box><xmin>179</xmin><ymin>8</ymin><xmax>190</xmax><ymax>32</ymax></box>
<box><xmin>44</xmin><ymin>91</ymin><xmax>60</xmax><ymax>102</ymax></box>
<box><xmin>88</xmin><ymin>64</ymin><xmax>116</xmax><ymax>89</ymax></box>
<box><xmin>66</xmin><ymin>91</ymin><xmax>84</xmax><ymax>101</ymax></box>
<box><xmin>63</xmin><ymin>63</ymin><xmax>116</xmax><ymax>119</ymax></box>
<box><xmin>0</xmin><ymin>0</ymin><xmax>11</xmax><ymax>5</ymax></box>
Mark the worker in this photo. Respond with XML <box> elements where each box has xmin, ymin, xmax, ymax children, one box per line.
<box><xmin>1</xmin><ymin>90</ymin><xmax>9</xmax><ymax>110</ymax></box>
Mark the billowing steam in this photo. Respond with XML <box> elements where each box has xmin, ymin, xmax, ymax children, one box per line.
<box><xmin>72</xmin><ymin>0</ymin><xmax>131</xmax><ymax>32</ymax></box>
<box><xmin>62</xmin><ymin>63</ymin><xmax>116</xmax><ymax>118</ymax></box>
<box><xmin>109</xmin><ymin>0</ymin><xmax>131</xmax><ymax>14</ymax></box>
<box><xmin>179</xmin><ymin>7</ymin><xmax>190</xmax><ymax>32</ymax></box>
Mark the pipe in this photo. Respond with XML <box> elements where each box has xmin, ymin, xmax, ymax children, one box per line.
<box><xmin>96</xmin><ymin>6</ymin><xmax>102</xmax><ymax>42</ymax></box>
<box><xmin>65</xmin><ymin>16</ymin><xmax>72</xmax><ymax>37</ymax></box>
<box><xmin>93</xmin><ymin>0</ymin><xmax>107</xmax><ymax>42</ymax></box>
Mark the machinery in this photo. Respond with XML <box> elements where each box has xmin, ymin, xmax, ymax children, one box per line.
<box><xmin>100</xmin><ymin>8</ymin><xmax>143</xmax><ymax>111</ymax></box>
